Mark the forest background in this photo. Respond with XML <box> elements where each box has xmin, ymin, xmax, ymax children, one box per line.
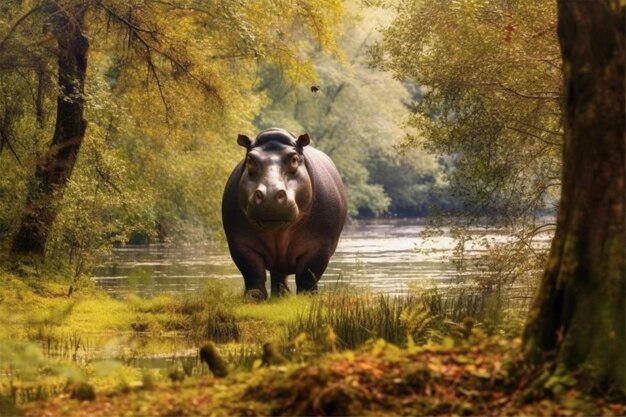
<box><xmin>0</xmin><ymin>0</ymin><xmax>562</xmax><ymax>278</ymax></box>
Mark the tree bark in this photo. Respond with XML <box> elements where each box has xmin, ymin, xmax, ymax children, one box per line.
<box><xmin>10</xmin><ymin>2</ymin><xmax>89</xmax><ymax>259</ymax></box>
<box><xmin>522</xmin><ymin>0</ymin><xmax>625</xmax><ymax>390</ymax></box>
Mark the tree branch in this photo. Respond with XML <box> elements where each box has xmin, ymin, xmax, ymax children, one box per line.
<box><xmin>0</xmin><ymin>127</ymin><xmax>23</xmax><ymax>168</ymax></box>
<box><xmin>505</xmin><ymin>124</ymin><xmax>561</xmax><ymax>147</ymax></box>
<box><xmin>95</xmin><ymin>0</ymin><xmax>220</xmax><ymax>102</ymax></box>
<box><xmin>495</xmin><ymin>81</ymin><xmax>560</xmax><ymax>100</ymax></box>
<box><xmin>0</xmin><ymin>5</ymin><xmax>42</xmax><ymax>52</ymax></box>
<box><xmin>145</xmin><ymin>48</ymin><xmax>172</xmax><ymax>126</ymax></box>
<box><xmin>510</xmin><ymin>118</ymin><xmax>564</xmax><ymax>138</ymax></box>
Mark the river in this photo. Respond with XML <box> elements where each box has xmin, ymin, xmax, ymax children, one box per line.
<box><xmin>93</xmin><ymin>219</ymin><xmax>550</xmax><ymax>297</ymax></box>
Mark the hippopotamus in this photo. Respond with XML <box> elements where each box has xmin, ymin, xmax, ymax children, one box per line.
<box><xmin>222</xmin><ymin>128</ymin><xmax>347</xmax><ymax>299</ymax></box>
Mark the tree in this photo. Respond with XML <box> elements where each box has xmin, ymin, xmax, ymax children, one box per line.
<box><xmin>256</xmin><ymin>4</ymin><xmax>446</xmax><ymax>217</ymax></box>
<box><xmin>375</xmin><ymin>0</ymin><xmax>565</xmax><ymax>306</ymax></box>
<box><xmin>522</xmin><ymin>0</ymin><xmax>625</xmax><ymax>390</ymax></box>
<box><xmin>0</xmin><ymin>0</ymin><xmax>344</xmax><ymax>261</ymax></box>
<box><xmin>10</xmin><ymin>1</ymin><xmax>89</xmax><ymax>258</ymax></box>
<box><xmin>376</xmin><ymin>0</ymin><xmax>562</xmax><ymax>224</ymax></box>
<box><xmin>365</xmin><ymin>150</ymin><xmax>453</xmax><ymax>217</ymax></box>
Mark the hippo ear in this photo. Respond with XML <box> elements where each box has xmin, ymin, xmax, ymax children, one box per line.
<box><xmin>237</xmin><ymin>134</ymin><xmax>252</xmax><ymax>149</ymax></box>
<box><xmin>296</xmin><ymin>133</ymin><xmax>310</xmax><ymax>148</ymax></box>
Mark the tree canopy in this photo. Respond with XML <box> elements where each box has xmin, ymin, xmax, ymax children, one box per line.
<box><xmin>0</xmin><ymin>0</ymin><xmax>344</xmax><ymax>268</ymax></box>
<box><xmin>256</xmin><ymin>5</ymin><xmax>450</xmax><ymax>217</ymax></box>
<box><xmin>375</xmin><ymin>0</ymin><xmax>562</xmax><ymax>224</ymax></box>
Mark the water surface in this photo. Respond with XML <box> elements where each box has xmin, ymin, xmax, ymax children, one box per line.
<box><xmin>94</xmin><ymin>220</ymin><xmax>549</xmax><ymax>297</ymax></box>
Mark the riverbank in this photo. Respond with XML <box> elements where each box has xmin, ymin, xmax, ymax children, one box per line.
<box><xmin>21</xmin><ymin>337</ymin><xmax>625</xmax><ymax>417</ymax></box>
<box><xmin>0</xmin><ymin>269</ymin><xmax>304</xmax><ymax>412</ymax></box>
<box><xmin>1</xmin><ymin>270</ymin><xmax>623</xmax><ymax>416</ymax></box>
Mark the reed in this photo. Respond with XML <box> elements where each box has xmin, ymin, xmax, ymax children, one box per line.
<box><xmin>285</xmin><ymin>284</ymin><xmax>529</xmax><ymax>352</ymax></box>
<box><xmin>286</xmin><ymin>291</ymin><xmax>436</xmax><ymax>350</ymax></box>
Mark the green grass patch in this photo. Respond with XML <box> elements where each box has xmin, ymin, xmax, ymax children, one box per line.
<box><xmin>0</xmin><ymin>267</ymin><xmax>536</xmax><ymax>414</ymax></box>
<box><xmin>234</xmin><ymin>295</ymin><xmax>311</xmax><ymax>324</ymax></box>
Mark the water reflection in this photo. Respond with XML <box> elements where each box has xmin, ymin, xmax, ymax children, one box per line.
<box><xmin>93</xmin><ymin>220</ymin><xmax>550</xmax><ymax>297</ymax></box>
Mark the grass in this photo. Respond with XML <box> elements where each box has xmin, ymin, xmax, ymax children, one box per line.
<box><xmin>234</xmin><ymin>295</ymin><xmax>312</xmax><ymax>324</ymax></box>
<box><xmin>0</xmin><ymin>267</ymin><xmax>539</xmax><ymax>414</ymax></box>
<box><xmin>286</xmin><ymin>291</ymin><xmax>422</xmax><ymax>350</ymax></box>
<box><xmin>283</xmin><ymin>286</ymin><xmax>530</xmax><ymax>354</ymax></box>
<box><xmin>0</xmin><ymin>269</ymin><xmax>314</xmax><ymax>406</ymax></box>
<box><xmin>2</xmin><ymin>278</ymin><xmax>624</xmax><ymax>417</ymax></box>
<box><xmin>18</xmin><ymin>336</ymin><xmax>626</xmax><ymax>417</ymax></box>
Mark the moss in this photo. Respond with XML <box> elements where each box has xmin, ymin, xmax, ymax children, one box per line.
<box><xmin>19</xmin><ymin>336</ymin><xmax>626</xmax><ymax>417</ymax></box>
<box><xmin>2</xmin><ymin>267</ymin><xmax>624</xmax><ymax>416</ymax></box>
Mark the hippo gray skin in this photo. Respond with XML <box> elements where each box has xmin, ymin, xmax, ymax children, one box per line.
<box><xmin>222</xmin><ymin>128</ymin><xmax>347</xmax><ymax>299</ymax></box>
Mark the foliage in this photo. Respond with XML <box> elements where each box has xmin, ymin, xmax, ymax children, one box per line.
<box><xmin>255</xmin><ymin>4</ymin><xmax>447</xmax><ymax>217</ymax></box>
<box><xmin>374</xmin><ymin>0</ymin><xmax>562</xmax><ymax>224</ymax></box>
<box><xmin>0</xmin><ymin>0</ymin><xmax>345</xmax><ymax>267</ymax></box>
<box><xmin>369</xmin><ymin>0</ymin><xmax>563</xmax><ymax>300</ymax></box>
<box><xmin>365</xmin><ymin>148</ymin><xmax>457</xmax><ymax>216</ymax></box>
<box><xmin>19</xmin><ymin>336</ymin><xmax>626</xmax><ymax>417</ymax></box>
<box><xmin>2</xmin><ymin>268</ymin><xmax>623</xmax><ymax>415</ymax></box>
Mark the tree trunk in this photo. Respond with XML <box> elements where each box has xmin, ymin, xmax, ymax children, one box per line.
<box><xmin>10</xmin><ymin>2</ymin><xmax>89</xmax><ymax>259</ymax></box>
<box><xmin>522</xmin><ymin>0</ymin><xmax>625</xmax><ymax>390</ymax></box>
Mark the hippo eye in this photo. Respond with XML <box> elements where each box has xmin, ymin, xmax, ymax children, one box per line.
<box><xmin>288</xmin><ymin>154</ymin><xmax>299</xmax><ymax>173</ymax></box>
<box><xmin>246</xmin><ymin>157</ymin><xmax>258</xmax><ymax>176</ymax></box>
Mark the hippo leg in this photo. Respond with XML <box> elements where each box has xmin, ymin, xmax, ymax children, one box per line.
<box><xmin>230</xmin><ymin>247</ymin><xmax>268</xmax><ymax>299</ymax></box>
<box><xmin>295</xmin><ymin>250</ymin><xmax>330</xmax><ymax>294</ymax></box>
<box><xmin>270</xmin><ymin>271</ymin><xmax>289</xmax><ymax>298</ymax></box>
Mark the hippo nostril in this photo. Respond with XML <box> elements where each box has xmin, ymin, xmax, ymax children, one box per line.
<box><xmin>254</xmin><ymin>190</ymin><xmax>264</xmax><ymax>204</ymax></box>
<box><xmin>275</xmin><ymin>190</ymin><xmax>286</xmax><ymax>204</ymax></box>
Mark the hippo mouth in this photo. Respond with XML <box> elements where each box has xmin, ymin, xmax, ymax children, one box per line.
<box><xmin>246</xmin><ymin>204</ymin><xmax>299</xmax><ymax>230</ymax></box>
<box><xmin>256</xmin><ymin>218</ymin><xmax>292</xmax><ymax>229</ymax></box>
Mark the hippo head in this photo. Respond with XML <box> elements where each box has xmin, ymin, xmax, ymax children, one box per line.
<box><xmin>236</xmin><ymin>128</ymin><xmax>313</xmax><ymax>230</ymax></box>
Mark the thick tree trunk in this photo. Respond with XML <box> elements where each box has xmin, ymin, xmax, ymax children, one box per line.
<box><xmin>10</xmin><ymin>2</ymin><xmax>88</xmax><ymax>259</ymax></box>
<box><xmin>523</xmin><ymin>1</ymin><xmax>625</xmax><ymax>390</ymax></box>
